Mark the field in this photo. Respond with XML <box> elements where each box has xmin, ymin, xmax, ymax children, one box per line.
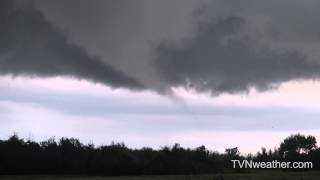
<box><xmin>1</xmin><ymin>172</ymin><xmax>320</xmax><ymax>180</ymax></box>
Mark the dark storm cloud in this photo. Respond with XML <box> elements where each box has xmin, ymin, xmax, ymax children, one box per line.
<box><xmin>0</xmin><ymin>0</ymin><xmax>142</xmax><ymax>89</ymax></box>
<box><xmin>156</xmin><ymin>16</ymin><xmax>320</xmax><ymax>94</ymax></box>
<box><xmin>2</xmin><ymin>0</ymin><xmax>320</xmax><ymax>94</ymax></box>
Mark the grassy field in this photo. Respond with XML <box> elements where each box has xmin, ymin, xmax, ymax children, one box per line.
<box><xmin>1</xmin><ymin>172</ymin><xmax>320</xmax><ymax>180</ymax></box>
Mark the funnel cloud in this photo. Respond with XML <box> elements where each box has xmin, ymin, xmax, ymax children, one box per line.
<box><xmin>1</xmin><ymin>0</ymin><xmax>320</xmax><ymax>94</ymax></box>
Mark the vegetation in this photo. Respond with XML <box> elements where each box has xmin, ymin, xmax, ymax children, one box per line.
<box><xmin>2</xmin><ymin>172</ymin><xmax>320</xmax><ymax>180</ymax></box>
<box><xmin>0</xmin><ymin>133</ymin><xmax>319</xmax><ymax>176</ymax></box>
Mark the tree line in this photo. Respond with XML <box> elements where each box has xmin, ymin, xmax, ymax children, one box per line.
<box><xmin>0</xmin><ymin>133</ymin><xmax>319</xmax><ymax>175</ymax></box>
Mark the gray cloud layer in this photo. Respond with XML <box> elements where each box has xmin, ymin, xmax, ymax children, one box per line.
<box><xmin>156</xmin><ymin>16</ymin><xmax>320</xmax><ymax>93</ymax></box>
<box><xmin>2</xmin><ymin>84</ymin><xmax>320</xmax><ymax>132</ymax></box>
<box><xmin>0</xmin><ymin>0</ymin><xmax>142</xmax><ymax>89</ymax></box>
<box><xmin>1</xmin><ymin>0</ymin><xmax>320</xmax><ymax>94</ymax></box>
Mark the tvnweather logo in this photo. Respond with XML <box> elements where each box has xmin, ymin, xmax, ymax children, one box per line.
<box><xmin>231</xmin><ymin>160</ymin><xmax>313</xmax><ymax>169</ymax></box>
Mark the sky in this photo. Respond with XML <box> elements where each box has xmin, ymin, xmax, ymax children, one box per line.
<box><xmin>1</xmin><ymin>0</ymin><xmax>320</xmax><ymax>153</ymax></box>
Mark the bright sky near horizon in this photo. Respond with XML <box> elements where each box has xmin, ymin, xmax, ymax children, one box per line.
<box><xmin>1</xmin><ymin>75</ymin><xmax>320</xmax><ymax>153</ymax></box>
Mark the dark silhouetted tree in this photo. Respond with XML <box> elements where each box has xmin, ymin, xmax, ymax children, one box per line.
<box><xmin>279</xmin><ymin>134</ymin><xmax>317</xmax><ymax>160</ymax></box>
<box><xmin>1</xmin><ymin>133</ymin><xmax>320</xmax><ymax>175</ymax></box>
